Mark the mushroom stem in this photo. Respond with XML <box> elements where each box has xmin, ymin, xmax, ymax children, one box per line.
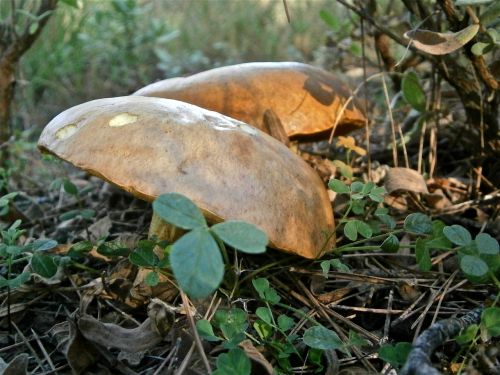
<box><xmin>148</xmin><ymin>211</ymin><xmax>186</xmax><ymax>243</ymax></box>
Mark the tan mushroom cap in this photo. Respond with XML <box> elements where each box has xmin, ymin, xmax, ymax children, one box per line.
<box><xmin>133</xmin><ymin>62</ymin><xmax>366</xmax><ymax>141</ymax></box>
<box><xmin>38</xmin><ymin>96</ymin><xmax>335</xmax><ymax>259</ymax></box>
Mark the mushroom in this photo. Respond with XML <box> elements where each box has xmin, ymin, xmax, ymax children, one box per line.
<box><xmin>133</xmin><ymin>62</ymin><xmax>366</xmax><ymax>142</ymax></box>
<box><xmin>38</xmin><ymin>96</ymin><xmax>335</xmax><ymax>259</ymax></box>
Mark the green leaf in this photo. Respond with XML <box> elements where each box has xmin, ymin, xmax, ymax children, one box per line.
<box><xmin>378</xmin><ymin>342</ymin><xmax>412</xmax><ymax>369</ymax></box>
<box><xmin>443</xmin><ymin>225</ymin><xmax>472</xmax><ymax>246</ymax></box>
<box><xmin>303</xmin><ymin>326</ymin><xmax>343</xmax><ymax>350</ymax></box>
<box><xmin>153</xmin><ymin>193</ymin><xmax>207</xmax><ymax>230</ymax></box>
<box><xmin>481</xmin><ymin>307</ymin><xmax>500</xmax><ymax>337</ymax></box>
<box><xmin>377</xmin><ymin>214</ymin><xmax>396</xmax><ymax>230</ymax></box>
<box><xmin>196</xmin><ymin>319</ymin><xmax>222</xmax><ymax>342</ymax></box>
<box><xmin>129</xmin><ymin>247</ymin><xmax>159</xmax><ymax>267</ymax></box>
<box><xmin>145</xmin><ymin>271</ymin><xmax>159</xmax><ymax>286</ymax></box>
<box><xmin>381</xmin><ymin>234</ymin><xmax>399</xmax><ymax>253</ymax></box>
<box><xmin>211</xmin><ymin>221</ymin><xmax>267</xmax><ymax>254</ymax></box>
<box><xmin>60</xmin><ymin>0</ymin><xmax>82</xmax><ymax>8</ymax></box>
<box><xmin>416</xmin><ymin>238</ymin><xmax>432</xmax><ymax>271</ymax></box>
<box><xmin>471</xmin><ymin>41</ymin><xmax>494</xmax><ymax>56</ymax></box>
<box><xmin>278</xmin><ymin>315</ymin><xmax>295</xmax><ymax>332</ymax></box>
<box><xmin>455</xmin><ymin>324</ymin><xmax>479</xmax><ymax>345</ymax></box>
<box><xmin>328</xmin><ymin>179</ymin><xmax>350</xmax><ymax>194</ymax></box>
<box><xmin>31</xmin><ymin>253</ymin><xmax>58</xmax><ymax>278</ymax></box>
<box><xmin>30</xmin><ymin>239</ymin><xmax>58</xmax><ymax>252</ymax></box>
<box><xmin>252</xmin><ymin>278</ymin><xmax>281</xmax><ymax>304</ymax></box>
<box><xmin>214</xmin><ymin>308</ymin><xmax>248</xmax><ymax>333</ymax></box>
<box><xmin>319</xmin><ymin>9</ymin><xmax>340</xmax><ymax>32</ymax></box>
<box><xmin>347</xmin><ymin>330</ymin><xmax>369</xmax><ymax>348</ymax></box>
<box><xmin>344</xmin><ymin>220</ymin><xmax>358</xmax><ymax>241</ymax></box>
<box><xmin>480</xmin><ymin>1</ymin><xmax>500</xmax><ymax>26</ymax></box>
<box><xmin>97</xmin><ymin>243</ymin><xmax>129</xmax><ymax>257</ymax></box>
<box><xmin>170</xmin><ymin>228</ymin><xmax>224</xmax><ymax>299</ymax></box>
<box><xmin>404</xmin><ymin>213</ymin><xmax>432</xmax><ymax>234</ymax></box>
<box><xmin>351</xmin><ymin>199</ymin><xmax>366</xmax><ymax>215</ymax></box>
<box><xmin>4</xmin><ymin>272</ymin><xmax>31</xmax><ymax>288</ymax></box>
<box><xmin>350</xmin><ymin>181</ymin><xmax>364</xmax><ymax>193</ymax></box>
<box><xmin>332</xmin><ymin>160</ymin><xmax>353</xmax><ymax>178</ymax></box>
<box><xmin>460</xmin><ymin>255</ymin><xmax>488</xmax><ymax>277</ymax></box>
<box><xmin>63</xmin><ymin>180</ymin><xmax>78</xmax><ymax>196</ymax></box>
<box><xmin>369</xmin><ymin>187</ymin><xmax>386</xmax><ymax>202</ymax></box>
<box><xmin>254</xmin><ymin>320</ymin><xmax>273</xmax><ymax>340</ymax></box>
<box><xmin>356</xmin><ymin>220</ymin><xmax>373</xmax><ymax>239</ymax></box>
<box><xmin>475</xmin><ymin>233</ymin><xmax>499</xmax><ymax>255</ymax></box>
<box><xmin>213</xmin><ymin>348</ymin><xmax>251</xmax><ymax>375</ymax></box>
<box><xmin>256</xmin><ymin>307</ymin><xmax>273</xmax><ymax>324</ymax></box>
<box><xmin>321</xmin><ymin>259</ymin><xmax>347</xmax><ymax>278</ymax></box>
<box><xmin>402</xmin><ymin>71</ymin><xmax>426</xmax><ymax>112</ymax></box>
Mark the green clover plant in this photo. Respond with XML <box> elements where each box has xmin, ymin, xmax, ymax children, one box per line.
<box><xmin>128</xmin><ymin>192</ymin><xmax>268</xmax><ymax>299</ymax></box>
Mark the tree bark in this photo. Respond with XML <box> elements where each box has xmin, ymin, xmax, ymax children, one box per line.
<box><xmin>0</xmin><ymin>0</ymin><xmax>58</xmax><ymax>147</ymax></box>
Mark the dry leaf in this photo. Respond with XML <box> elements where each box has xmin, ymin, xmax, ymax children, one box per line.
<box><xmin>337</xmin><ymin>136</ymin><xmax>366</xmax><ymax>156</ymax></box>
<box><xmin>239</xmin><ymin>339</ymin><xmax>274</xmax><ymax>375</ymax></box>
<box><xmin>0</xmin><ymin>353</ymin><xmax>28</xmax><ymax>375</ymax></box>
<box><xmin>77</xmin><ymin>314</ymin><xmax>164</xmax><ymax>352</ymax></box>
<box><xmin>49</xmin><ymin>320</ymin><xmax>101</xmax><ymax>375</ymax></box>
<box><xmin>404</xmin><ymin>24</ymin><xmax>480</xmax><ymax>55</ymax></box>
<box><xmin>384</xmin><ymin>167</ymin><xmax>428</xmax><ymax>195</ymax></box>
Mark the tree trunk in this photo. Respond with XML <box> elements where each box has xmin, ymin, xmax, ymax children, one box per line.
<box><xmin>0</xmin><ymin>60</ymin><xmax>15</xmax><ymax>145</ymax></box>
<box><xmin>0</xmin><ymin>0</ymin><xmax>58</xmax><ymax>156</ymax></box>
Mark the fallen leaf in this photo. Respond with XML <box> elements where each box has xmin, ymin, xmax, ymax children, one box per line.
<box><xmin>49</xmin><ymin>320</ymin><xmax>101</xmax><ymax>375</ymax></box>
<box><xmin>384</xmin><ymin>167</ymin><xmax>429</xmax><ymax>195</ymax></box>
<box><xmin>77</xmin><ymin>314</ymin><xmax>165</xmax><ymax>352</ymax></box>
<box><xmin>404</xmin><ymin>24</ymin><xmax>480</xmax><ymax>55</ymax></box>
<box><xmin>0</xmin><ymin>353</ymin><xmax>28</xmax><ymax>375</ymax></box>
<box><xmin>239</xmin><ymin>339</ymin><xmax>274</xmax><ymax>375</ymax></box>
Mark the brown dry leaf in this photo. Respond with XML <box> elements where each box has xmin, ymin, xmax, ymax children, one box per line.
<box><xmin>424</xmin><ymin>189</ymin><xmax>452</xmax><ymax>210</ymax></box>
<box><xmin>77</xmin><ymin>314</ymin><xmax>165</xmax><ymax>352</ymax></box>
<box><xmin>239</xmin><ymin>339</ymin><xmax>274</xmax><ymax>375</ymax></box>
<box><xmin>49</xmin><ymin>320</ymin><xmax>101</xmax><ymax>375</ymax></box>
<box><xmin>404</xmin><ymin>24</ymin><xmax>480</xmax><ymax>55</ymax></box>
<box><xmin>129</xmin><ymin>267</ymin><xmax>178</xmax><ymax>307</ymax></box>
<box><xmin>0</xmin><ymin>353</ymin><xmax>28</xmax><ymax>375</ymax></box>
<box><xmin>384</xmin><ymin>167</ymin><xmax>429</xmax><ymax>195</ymax></box>
<box><xmin>317</xmin><ymin>286</ymin><xmax>353</xmax><ymax>304</ymax></box>
<box><xmin>398</xmin><ymin>281</ymin><xmax>421</xmax><ymax>302</ymax></box>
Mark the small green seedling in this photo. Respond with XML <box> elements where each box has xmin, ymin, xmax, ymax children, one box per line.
<box><xmin>0</xmin><ymin>219</ymin><xmax>60</xmax><ymax>289</ymax></box>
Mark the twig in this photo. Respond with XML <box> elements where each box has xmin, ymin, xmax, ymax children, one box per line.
<box><xmin>180</xmin><ymin>291</ymin><xmax>212</xmax><ymax>374</ymax></box>
<box><xmin>282</xmin><ymin>0</ymin><xmax>291</xmax><ymax>23</ymax></box>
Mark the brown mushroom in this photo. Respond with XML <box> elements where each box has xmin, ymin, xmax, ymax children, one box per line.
<box><xmin>38</xmin><ymin>96</ymin><xmax>335</xmax><ymax>259</ymax></box>
<box><xmin>133</xmin><ymin>62</ymin><xmax>366</xmax><ymax>142</ymax></box>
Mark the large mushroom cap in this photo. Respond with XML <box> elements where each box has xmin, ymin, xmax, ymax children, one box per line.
<box><xmin>38</xmin><ymin>96</ymin><xmax>335</xmax><ymax>259</ymax></box>
<box><xmin>133</xmin><ymin>62</ymin><xmax>366</xmax><ymax>141</ymax></box>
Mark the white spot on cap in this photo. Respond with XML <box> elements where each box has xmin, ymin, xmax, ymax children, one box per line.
<box><xmin>56</xmin><ymin>124</ymin><xmax>78</xmax><ymax>140</ymax></box>
<box><xmin>109</xmin><ymin>113</ymin><xmax>138</xmax><ymax>127</ymax></box>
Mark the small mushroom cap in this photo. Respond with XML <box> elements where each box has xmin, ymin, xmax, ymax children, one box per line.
<box><xmin>38</xmin><ymin>96</ymin><xmax>335</xmax><ymax>259</ymax></box>
<box><xmin>133</xmin><ymin>62</ymin><xmax>366</xmax><ymax>140</ymax></box>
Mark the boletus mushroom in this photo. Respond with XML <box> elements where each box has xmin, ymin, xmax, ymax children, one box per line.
<box><xmin>133</xmin><ymin>62</ymin><xmax>366</xmax><ymax>142</ymax></box>
<box><xmin>38</xmin><ymin>96</ymin><xmax>335</xmax><ymax>259</ymax></box>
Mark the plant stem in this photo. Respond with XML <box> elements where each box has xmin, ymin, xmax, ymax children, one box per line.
<box><xmin>333</xmin><ymin>229</ymin><xmax>404</xmax><ymax>253</ymax></box>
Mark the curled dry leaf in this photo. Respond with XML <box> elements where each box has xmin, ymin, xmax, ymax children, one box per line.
<box><xmin>49</xmin><ymin>320</ymin><xmax>101</xmax><ymax>375</ymax></box>
<box><xmin>239</xmin><ymin>339</ymin><xmax>274</xmax><ymax>375</ymax></box>
<box><xmin>77</xmin><ymin>314</ymin><xmax>165</xmax><ymax>352</ymax></box>
<box><xmin>0</xmin><ymin>353</ymin><xmax>29</xmax><ymax>375</ymax></box>
<box><xmin>384</xmin><ymin>167</ymin><xmax>429</xmax><ymax>195</ymax></box>
<box><xmin>404</xmin><ymin>24</ymin><xmax>480</xmax><ymax>55</ymax></box>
